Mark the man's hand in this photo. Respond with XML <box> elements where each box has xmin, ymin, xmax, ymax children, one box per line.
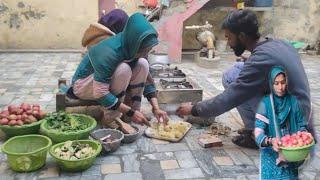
<box><xmin>153</xmin><ymin>108</ymin><xmax>169</xmax><ymax>125</ymax></box>
<box><xmin>131</xmin><ymin>110</ymin><xmax>150</xmax><ymax>126</ymax></box>
<box><xmin>176</xmin><ymin>102</ymin><xmax>193</xmax><ymax>117</ymax></box>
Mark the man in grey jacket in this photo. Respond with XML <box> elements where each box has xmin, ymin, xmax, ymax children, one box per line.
<box><xmin>176</xmin><ymin>10</ymin><xmax>311</xmax><ymax>149</ymax></box>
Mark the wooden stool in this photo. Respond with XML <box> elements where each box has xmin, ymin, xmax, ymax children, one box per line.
<box><xmin>56</xmin><ymin>78</ymin><xmax>102</xmax><ymax>120</ymax></box>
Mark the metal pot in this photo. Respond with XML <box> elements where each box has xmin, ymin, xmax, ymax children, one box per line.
<box><xmin>148</xmin><ymin>53</ymin><xmax>169</xmax><ymax>66</ymax></box>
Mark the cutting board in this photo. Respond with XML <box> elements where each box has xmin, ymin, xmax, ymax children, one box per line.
<box><xmin>144</xmin><ymin>121</ymin><xmax>192</xmax><ymax>142</ymax></box>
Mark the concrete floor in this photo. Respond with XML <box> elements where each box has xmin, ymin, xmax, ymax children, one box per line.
<box><xmin>0</xmin><ymin>53</ymin><xmax>319</xmax><ymax>180</ymax></box>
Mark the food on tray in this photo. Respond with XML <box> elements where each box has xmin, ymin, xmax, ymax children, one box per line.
<box><xmin>54</xmin><ymin>141</ymin><xmax>96</xmax><ymax>160</ymax></box>
<box><xmin>45</xmin><ymin>112</ymin><xmax>89</xmax><ymax>132</ymax></box>
<box><xmin>0</xmin><ymin>103</ymin><xmax>46</xmax><ymax>126</ymax></box>
<box><xmin>152</xmin><ymin>121</ymin><xmax>188</xmax><ymax>139</ymax></box>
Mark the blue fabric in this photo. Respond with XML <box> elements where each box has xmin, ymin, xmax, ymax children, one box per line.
<box><xmin>72</xmin><ymin>13</ymin><xmax>158</xmax><ymax>108</ymax></box>
<box><xmin>143</xmin><ymin>84</ymin><xmax>156</xmax><ymax>96</ymax></box>
<box><xmin>72</xmin><ymin>54</ymin><xmax>94</xmax><ymax>84</ymax></box>
<box><xmin>222</xmin><ymin>61</ymin><xmax>261</xmax><ymax>130</ymax></box>
<box><xmin>255</xmin><ymin>67</ymin><xmax>307</xmax><ymax>179</ymax></box>
<box><xmin>269</xmin><ymin>67</ymin><xmax>291</xmax><ymax>126</ymax></box>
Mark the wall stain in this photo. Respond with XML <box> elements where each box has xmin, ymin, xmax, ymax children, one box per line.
<box><xmin>0</xmin><ymin>3</ymin><xmax>9</xmax><ymax>14</ymax></box>
<box><xmin>9</xmin><ymin>13</ymin><xmax>22</xmax><ymax>29</ymax></box>
<box><xmin>0</xmin><ymin>1</ymin><xmax>46</xmax><ymax>29</ymax></box>
<box><xmin>17</xmin><ymin>2</ymin><xmax>25</xmax><ymax>8</ymax></box>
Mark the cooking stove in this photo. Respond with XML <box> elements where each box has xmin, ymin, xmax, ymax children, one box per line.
<box><xmin>151</xmin><ymin>66</ymin><xmax>186</xmax><ymax>81</ymax></box>
<box><xmin>155</xmin><ymin>78</ymin><xmax>203</xmax><ymax>104</ymax></box>
<box><xmin>159</xmin><ymin>79</ymin><xmax>193</xmax><ymax>89</ymax></box>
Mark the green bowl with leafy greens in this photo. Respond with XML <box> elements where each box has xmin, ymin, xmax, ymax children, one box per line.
<box><xmin>40</xmin><ymin>112</ymin><xmax>97</xmax><ymax>143</ymax></box>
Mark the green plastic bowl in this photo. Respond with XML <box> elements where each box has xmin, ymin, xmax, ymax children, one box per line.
<box><xmin>280</xmin><ymin>140</ymin><xmax>315</xmax><ymax>162</ymax></box>
<box><xmin>1</xmin><ymin>134</ymin><xmax>52</xmax><ymax>172</ymax></box>
<box><xmin>0</xmin><ymin>119</ymin><xmax>44</xmax><ymax>138</ymax></box>
<box><xmin>49</xmin><ymin>140</ymin><xmax>102</xmax><ymax>172</ymax></box>
<box><xmin>40</xmin><ymin>114</ymin><xmax>97</xmax><ymax>143</ymax></box>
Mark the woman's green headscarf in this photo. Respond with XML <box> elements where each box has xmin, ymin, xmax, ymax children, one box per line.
<box><xmin>269</xmin><ymin>67</ymin><xmax>291</xmax><ymax>125</ymax></box>
<box><xmin>89</xmin><ymin>13</ymin><xmax>158</xmax><ymax>63</ymax></box>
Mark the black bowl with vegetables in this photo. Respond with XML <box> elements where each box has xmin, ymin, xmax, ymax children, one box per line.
<box><xmin>40</xmin><ymin>112</ymin><xmax>97</xmax><ymax>143</ymax></box>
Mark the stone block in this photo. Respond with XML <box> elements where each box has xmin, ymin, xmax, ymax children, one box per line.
<box><xmin>101</xmin><ymin>164</ymin><xmax>121</xmax><ymax>174</ymax></box>
<box><xmin>163</xmin><ymin>168</ymin><xmax>205</xmax><ymax>179</ymax></box>
<box><xmin>175</xmin><ymin>151</ymin><xmax>198</xmax><ymax>168</ymax></box>
<box><xmin>192</xmin><ymin>150</ymin><xmax>222</xmax><ymax>176</ymax></box>
<box><xmin>81</xmin><ymin>165</ymin><xmax>100</xmax><ymax>176</ymax></box>
<box><xmin>212</xmin><ymin>156</ymin><xmax>234</xmax><ymax>166</ymax></box>
<box><xmin>155</xmin><ymin>143</ymin><xmax>189</xmax><ymax>152</ymax></box>
<box><xmin>140</xmin><ymin>159</ymin><xmax>165</xmax><ymax>180</ymax></box>
<box><xmin>152</xmin><ymin>139</ymin><xmax>170</xmax><ymax>145</ymax></box>
<box><xmin>96</xmin><ymin>155</ymin><xmax>120</xmax><ymax>165</ymax></box>
<box><xmin>224</xmin><ymin>148</ymin><xmax>254</xmax><ymax>165</ymax></box>
<box><xmin>136</xmin><ymin>137</ymin><xmax>157</xmax><ymax>153</ymax></box>
<box><xmin>104</xmin><ymin>172</ymin><xmax>143</xmax><ymax>180</ymax></box>
<box><xmin>38</xmin><ymin>166</ymin><xmax>60</xmax><ymax>179</ymax></box>
<box><xmin>122</xmin><ymin>154</ymin><xmax>140</xmax><ymax>172</ymax></box>
<box><xmin>160</xmin><ymin>160</ymin><xmax>179</xmax><ymax>170</ymax></box>
<box><xmin>142</xmin><ymin>152</ymin><xmax>175</xmax><ymax>160</ymax></box>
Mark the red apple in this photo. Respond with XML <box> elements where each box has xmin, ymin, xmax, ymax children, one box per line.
<box><xmin>8</xmin><ymin>114</ymin><xmax>17</xmax><ymax>120</ymax></box>
<box><xmin>28</xmin><ymin>115</ymin><xmax>37</xmax><ymax>123</ymax></box>
<box><xmin>32</xmin><ymin>110</ymin><xmax>39</xmax><ymax>118</ymax></box>
<box><xmin>33</xmin><ymin>106</ymin><xmax>40</xmax><ymax>111</ymax></box>
<box><xmin>8</xmin><ymin>105</ymin><xmax>17</xmax><ymax>113</ymax></box>
<box><xmin>16</xmin><ymin>120</ymin><xmax>23</xmax><ymax>126</ymax></box>
<box><xmin>16</xmin><ymin>115</ymin><xmax>22</xmax><ymax>120</ymax></box>
<box><xmin>301</xmin><ymin>134</ymin><xmax>308</xmax><ymax>141</ymax></box>
<box><xmin>0</xmin><ymin>110</ymin><xmax>10</xmax><ymax>118</ymax></box>
<box><xmin>26</xmin><ymin>110</ymin><xmax>32</xmax><ymax>115</ymax></box>
<box><xmin>8</xmin><ymin>120</ymin><xmax>17</xmax><ymax>126</ymax></box>
<box><xmin>21</xmin><ymin>114</ymin><xmax>28</xmax><ymax>121</ymax></box>
<box><xmin>39</xmin><ymin>111</ymin><xmax>46</xmax><ymax>119</ymax></box>
<box><xmin>0</xmin><ymin>118</ymin><xmax>9</xmax><ymax>125</ymax></box>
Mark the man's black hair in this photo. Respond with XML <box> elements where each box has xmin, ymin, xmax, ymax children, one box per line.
<box><xmin>221</xmin><ymin>9</ymin><xmax>260</xmax><ymax>40</ymax></box>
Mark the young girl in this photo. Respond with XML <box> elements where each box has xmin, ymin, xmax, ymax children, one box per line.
<box><xmin>254</xmin><ymin>67</ymin><xmax>308</xmax><ymax>180</ymax></box>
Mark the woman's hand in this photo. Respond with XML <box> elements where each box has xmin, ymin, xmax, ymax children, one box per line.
<box><xmin>272</xmin><ymin>138</ymin><xmax>281</xmax><ymax>152</ymax></box>
<box><xmin>153</xmin><ymin>108</ymin><xmax>169</xmax><ymax>125</ymax></box>
<box><xmin>131</xmin><ymin>110</ymin><xmax>150</xmax><ymax>126</ymax></box>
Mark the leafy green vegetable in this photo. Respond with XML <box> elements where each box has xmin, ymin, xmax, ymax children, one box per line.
<box><xmin>45</xmin><ymin>112</ymin><xmax>89</xmax><ymax>132</ymax></box>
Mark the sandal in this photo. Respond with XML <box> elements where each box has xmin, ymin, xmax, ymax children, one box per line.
<box><xmin>232</xmin><ymin>134</ymin><xmax>259</xmax><ymax>149</ymax></box>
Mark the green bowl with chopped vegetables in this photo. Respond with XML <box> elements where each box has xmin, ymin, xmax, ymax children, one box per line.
<box><xmin>1</xmin><ymin>134</ymin><xmax>52</xmax><ymax>172</ymax></box>
<box><xmin>40</xmin><ymin>113</ymin><xmax>97</xmax><ymax>143</ymax></box>
<box><xmin>49</xmin><ymin>140</ymin><xmax>102</xmax><ymax>172</ymax></box>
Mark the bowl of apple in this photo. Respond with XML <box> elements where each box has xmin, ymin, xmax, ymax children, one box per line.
<box><xmin>0</xmin><ymin>103</ymin><xmax>46</xmax><ymax>138</ymax></box>
<box><xmin>280</xmin><ymin>131</ymin><xmax>315</xmax><ymax>162</ymax></box>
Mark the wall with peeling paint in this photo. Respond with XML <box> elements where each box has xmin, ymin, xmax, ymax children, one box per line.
<box><xmin>182</xmin><ymin>9</ymin><xmax>272</xmax><ymax>50</ymax></box>
<box><xmin>0</xmin><ymin>0</ymin><xmax>98</xmax><ymax>49</ymax></box>
<box><xmin>272</xmin><ymin>0</ymin><xmax>320</xmax><ymax>48</ymax></box>
<box><xmin>182</xmin><ymin>0</ymin><xmax>320</xmax><ymax>50</ymax></box>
